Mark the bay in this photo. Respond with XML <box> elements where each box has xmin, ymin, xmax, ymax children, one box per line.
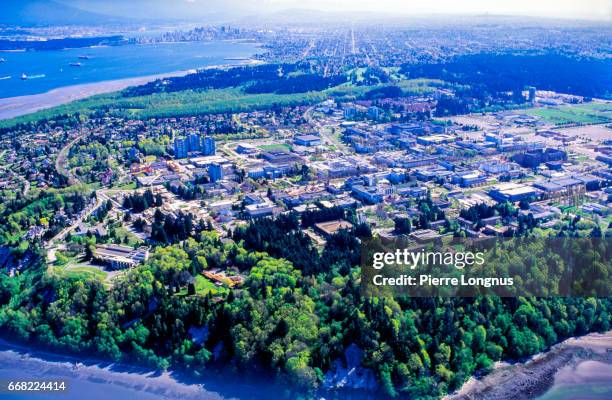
<box><xmin>0</xmin><ymin>41</ymin><xmax>260</xmax><ymax>99</ymax></box>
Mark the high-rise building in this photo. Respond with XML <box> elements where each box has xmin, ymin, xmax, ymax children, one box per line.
<box><xmin>202</xmin><ymin>136</ymin><xmax>216</xmax><ymax>156</ymax></box>
<box><xmin>344</xmin><ymin>106</ymin><xmax>357</xmax><ymax>119</ymax></box>
<box><xmin>188</xmin><ymin>133</ymin><xmax>201</xmax><ymax>152</ymax></box>
<box><xmin>208</xmin><ymin>163</ymin><xmax>224</xmax><ymax>182</ymax></box>
<box><xmin>528</xmin><ymin>86</ymin><xmax>536</xmax><ymax>102</ymax></box>
<box><xmin>368</xmin><ymin>106</ymin><xmax>380</xmax><ymax>120</ymax></box>
<box><xmin>173</xmin><ymin>137</ymin><xmax>189</xmax><ymax>159</ymax></box>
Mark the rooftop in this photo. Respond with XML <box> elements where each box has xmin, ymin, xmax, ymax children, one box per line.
<box><xmin>314</xmin><ymin>220</ymin><xmax>354</xmax><ymax>236</ymax></box>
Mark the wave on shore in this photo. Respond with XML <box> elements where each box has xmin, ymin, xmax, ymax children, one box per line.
<box><xmin>0</xmin><ymin>71</ymin><xmax>191</xmax><ymax>121</ymax></box>
<box><xmin>0</xmin><ymin>338</ymin><xmax>262</xmax><ymax>400</ymax></box>
<box><xmin>447</xmin><ymin>331</ymin><xmax>612</xmax><ymax>400</ymax></box>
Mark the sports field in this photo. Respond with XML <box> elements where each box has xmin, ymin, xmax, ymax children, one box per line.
<box><xmin>526</xmin><ymin>102</ymin><xmax>612</xmax><ymax>125</ymax></box>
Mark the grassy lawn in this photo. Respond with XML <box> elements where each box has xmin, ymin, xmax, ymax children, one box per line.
<box><xmin>177</xmin><ymin>274</ymin><xmax>228</xmax><ymax>296</ymax></box>
<box><xmin>52</xmin><ymin>263</ymin><xmax>108</xmax><ymax>281</ymax></box>
<box><xmin>64</xmin><ymin>265</ymin><xmax>108</xmax><ymax>280</ymax></box>
<box><xmin>258</xmin><ymin>143</ymin><xmax>292</xmax><ymax>152</ymax></box>
<box><xmin>112</xmin><ymin>181</ymin><xmax>137</xmax><ymax>190</ymax></box>
<box><xmin>570</xmin><ymin>102</ymin><xmax>612</xmax><ymax>113</ymax></box>
<box><xmin>113</xmin><ymin>226</ymin><xmax>143</xmax><ymax>246</ymax></box>
<box><xmin>525</xmin><ymin>103</ymin><xmax>612</xmax><ymax>125</ymax></box>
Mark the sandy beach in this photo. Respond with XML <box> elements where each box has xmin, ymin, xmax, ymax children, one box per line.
<box><xmin>0</xmin><ymin>332</ymin><xmax>609</xmax><ymax>400</ymax></box>
<box><xmin>447</xmin><ymin>331</ymin><xmax>612</xmax><ymax>400</ymax></box>
<box><xmin>0</xmin><ymin>337</ymin><xmax>276</xmax><ymax>400</ymax></box>
<box><xmin>0</xmin><ymin>338</ymin><xmax>216</xmax><ymax>399</ymax></box>
<box><xmin>0</xmin><ymin>70</ymin><xmax>194</xmax><ymax>121</ymax></box>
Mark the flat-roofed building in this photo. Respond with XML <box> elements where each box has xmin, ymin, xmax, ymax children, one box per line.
<box><xmin>314</xmin><ymin>220</ymin><xmax>354</xmax><ymax>237</ymax></box>
<box><xmin>453</xmin><ymin>171</ymin><xmax>487</xmax><ymax>187</ymax></box>
<box><xmin>409</xmin><ymin>229</ymin><xmax>441</xmax><ymax>243</ymax></box>
<box><xmin>294</xmin><ymin>134</ymin><xmax>321</xmax><ymax>147</ymax></box>
<box><xmin>245</xmin><ymin>202</ymin><xmax>275</xmax><ymax>218</ymax></box>
<box><xmin>262</xmin><ymin>151</ymin><xmax>302</xmax><ymax>164</ymax></box>
<box><xmin>236</xmin><ymin>143</ymin><xmax>258</xmax><ymax>154</ymax></box>
<box><xmin>416</xmin><ymin>134</ymin><xmax>456</xmax><ymax>146</ymax></box>
<box><xmin>190</xmin><ymin>155</ymin><xmax>228</xmax><ymax>168</ymax></box>
<box><xmin>489</xmin><ymin>183</ymin><xmax>539</xmax><ymax>202</ymax></box>
<box><xmin>352</xmin><ymin>184</ymin><xmax>395</xmax><ymax>204</ymax></box>
<box><xmin>94</xmin><ymin>244</ymin><xmax>149</xmax><ymax>270</ymax></box>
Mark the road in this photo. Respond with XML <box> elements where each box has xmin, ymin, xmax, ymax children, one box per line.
<box><xmin>46</xmin><ymin>195</ymin><xmax>103</xmax><ymax>248</ymax></box>
<box><xmin>45</xmin><ymin>188</ymin><xmax>146</xmax><ymax>259</ymax></box>
<box><xmin>55</xmin><ymin>132</ymin><xmax>87</xmax><ymax>186</ymax></box>
<box><xmin>303</xmin><ymin>104</ymin><xmax>351</xmax><ymax>153</ymax></box>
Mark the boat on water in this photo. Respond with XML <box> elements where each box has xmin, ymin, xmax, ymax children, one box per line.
<box><xmin>21</xmin><ymin>73</ymin><xmax>46</xmax><ymax>80</ymax></box>
<box><xmin>0</xmin><ymin>76</ymin><xmax>11</xmax><ymax>80</ymax></box>
<box><xmin>0</xmin><ymin>58</ymin><xmax>6</xmax><ymax>62</ymax></box>
<box><xmin>78</xmin><ymin>55</ymin><xmax>92</xmax><ymax>60</ymax></box>
<box><xmin>69</xmin><ymin>62</ymin><xmax>82</xmax><ymax>67</ymax></box>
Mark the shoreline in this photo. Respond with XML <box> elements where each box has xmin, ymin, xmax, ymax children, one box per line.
<box><xmin>0</xmin><ymin>59</ymin><xmax>262</xmax><ymax>121</ymax></box>
<box><xmin>446</xmin><ymin>331</ymin><xmax>612</xmax><ymax>400</ymax></box>
<box><xmin>0</xmin><ymin>337</ymin><xmax>269</xmax><ymax>400</ymax></box>
<box><xmin>0</xmin><ymin>332</ymin><xmax>610</xmax><ymax>400</ymax></box>
<box><xmin>0</xmin><ymin>70</ymin><xmax>193</xmax><ymax>121</ymax></box>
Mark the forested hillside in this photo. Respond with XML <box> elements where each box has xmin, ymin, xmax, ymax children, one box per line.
<box><xmin>0</xmin><ymin>215</ymin><xmax>609</xmax><ymax>398</ymax></box>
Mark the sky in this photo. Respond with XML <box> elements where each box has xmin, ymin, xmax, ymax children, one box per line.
<box><xmin>264</xmin><ymin>0</ymin><xmax>612</xmax><ymax>20</ymax></box>
<box><xmin>60</xmin><ymin>0</ymin><xmax>612</xmax><ymax>22</ymax></box>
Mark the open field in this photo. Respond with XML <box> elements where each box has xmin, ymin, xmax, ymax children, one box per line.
<box><xmin>526</xmin><ymin>102</ymin><xmax>612</xmax><ymax>125</ymax></box>
<box><xmin>52</xmin><ymin>262</ymin><xmax>109</xmax><ymax>281</ymax></box>
<box><xmin>258</xmin><ymin>143</ymin><xmax>292</xmax><ymax>152</ymax></box>
<box><xmin>177</xmin><ymin>274</ymin><xmax>228</xmax><ymax>296</ymax></box>
<box><xmin>554</xmin><ymin>124</ymin><xmax>612</xmax><ymax>141</ymax></box>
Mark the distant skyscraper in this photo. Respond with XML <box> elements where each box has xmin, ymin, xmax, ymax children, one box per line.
<box><xmin>528</xmin><ymin>86</ymin><xmax>536</xmax><ymax>102</ymax></box>
<box><xmin>208</xmin><ymin>163</ymin><xmax>223</xmax><ymax>182</ymax></box>
<box><xmin>368</xmin><ymin>106</ymin><xmax>380</xmax><ymax>120</ymax></box>
<box><xmin>173</xmin><ymin>137</ymin><xmax>189</xmax><ymax>159</ymax></box>
<box><xmin>344</xmin><ymin>106</ymin><xmax>356</xmax><ymax>119</ymax></box>
<box><xmin>188</xmin><ymin>133</ymin><xmax>201</xmax><ymax>152</ymax></box>
<box><xmin>202</xmin><ymin>136</ymin><xmax>216</xmax><ymax>156</ymax></box>
<box><xmin>128</xmin><ymin>147</ymin><xmax>139</xmax><ymax>161</ymax></box>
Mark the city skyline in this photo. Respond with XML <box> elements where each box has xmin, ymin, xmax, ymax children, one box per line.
<box><xmin>61</xmin><ymin>0</ymin><xmax>612</xmax><ymax>22</ymax></box>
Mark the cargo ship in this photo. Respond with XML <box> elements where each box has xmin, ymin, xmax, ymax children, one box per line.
<box><xmin>21</xmin><ymin>73</ymin><xmax>46</xmax><ymax>80</ymax></box>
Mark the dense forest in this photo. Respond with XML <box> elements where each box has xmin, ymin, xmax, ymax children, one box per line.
<box><xmin>0</xmin><ymin>187</ymin><xmax>91</xmax><ymax>246</ymax></box>
<box><xmin>0</xmin><ymin>212</ymin><xmax>609</xmax><ymax>399</ymax></box>
<box><xmin>0</xmin><ymin>36</ymin><xmax>126</xmax><ymax>51</ymax></box>
<box><xmin>122</xmin><ymin>189</ymin><xmax>162</xmax><ymax>213</ymax></box>
<box><xmin>401</xmin><ymin>52</ymin><xmax>612</xmax><ymax>100</ymax></box>
<box><xmin>123</xmin><ymin>63</ymin><xmax>347</xmax><ymax>97</ymax></box>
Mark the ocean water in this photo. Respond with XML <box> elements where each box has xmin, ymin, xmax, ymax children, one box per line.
<box><xmin>1</xmin><ymin>342</ymin><xmax>610</xmax><ymax>400</ymax></box>
<box><xmin>0</xmin><ymin>347</ymin><xmax>233</xmax><ymax>400</ymax></box>
<box><xmin>0</xmin><ymin>342</ymin><xmax>382</xmax><ymax>400</ymax></box>
<box><xmin>536</xmin><ymin>384</ymin><xmax>612</xmax><ymax>400</ymax></box>
<box><xmin>0</xmin><ymin>41</ymin><xmax>260</xmax><ymax>98</ymax></box>
<box><xmin>536</xmin><ymin>360</ymin><xmax>612</xmax><ymax>400</ymax></box>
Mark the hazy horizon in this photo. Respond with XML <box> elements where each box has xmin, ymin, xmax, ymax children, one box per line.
<box><xmin>60</xmin><ymin>0</ymin><xmax>612</xmax><ymax>22</ymax></box>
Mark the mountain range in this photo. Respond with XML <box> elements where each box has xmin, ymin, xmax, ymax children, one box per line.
<box><xmin>1</xmin><ymin>0</ymin><xmax>258</xmax><ymax>26</ymax></box>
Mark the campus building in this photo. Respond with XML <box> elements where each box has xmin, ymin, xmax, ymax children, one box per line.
<box><xmin>93</xmin><ymin>244</ymin><xmax>149</xmax><ymax>270</ymax></box>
